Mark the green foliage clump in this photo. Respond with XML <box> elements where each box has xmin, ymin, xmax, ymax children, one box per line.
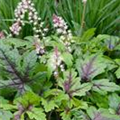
<box><xmin>0</xmin><ymin>29</ymin><xmax>120</xmax><ymax>120</ymax></box>
<box><xmin>0</xmin><ymin>0</ymin><xmax>120</xmax><ymax>37</ymax></box>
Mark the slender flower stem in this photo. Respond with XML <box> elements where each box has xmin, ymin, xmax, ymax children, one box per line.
<box><xmin>80</xmin><ymin>1</ymin><xmax>87</xmax><ymax>36</ymax></box>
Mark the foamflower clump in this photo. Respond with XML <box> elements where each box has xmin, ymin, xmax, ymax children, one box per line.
<box><xmin>50</xmin><ymin>47</ymin><xmax>64</xmax><ymax>78</ymax></box>
<box><xmin>53</xmin><ymin>15</ymin><xmax>73</xmax><ymax>52</ymax></box>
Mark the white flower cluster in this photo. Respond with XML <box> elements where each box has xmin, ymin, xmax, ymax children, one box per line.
<box><xmin>50</xmin><ymin>47</ymin><xmax>64</xmax><ymax>77</ymax></box>
<box><xmin>10</xmin><ymin>0</ymin><xmax>48</xmax><ymax>55</ymax></box>
<box><xmin>10</xmin><ymin>0</ymin><xmax>30</xmax><ymax>35</ymax></box>
<box><xmin>34</xmin><ymin>40</ymin><xmax>45</xmax><ymax>55</ymax></box>
<box><xmin>10</xmin><ymin>0</ymin><xmax>46</xmax><ymax>35</ymax></box>
<box><xmin>53</xmin><ymin>15</ymin><xmax>73</xmax><ymax>52</ymax></box>
<box><xmin>82</xmin><ymin>0</ymin><xmax>87</xmax><ymax>3</ymax></box>
<box><xmin>10</xmin><ymin>22</ymin><xmax>21</xmax><ymax>35</ymax></box>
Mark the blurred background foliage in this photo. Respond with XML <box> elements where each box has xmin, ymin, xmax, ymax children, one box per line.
<box><xmin>0</xmin><ymin>0</ymin><xmax>120</xmax><ymax>37</ymax></box>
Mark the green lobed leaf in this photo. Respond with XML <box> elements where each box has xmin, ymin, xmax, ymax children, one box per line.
<box><xmin>61</xmin><ymin>111</ymin><xmax>71</xmax><ymax>120</ymax></box>
<box><xmin>58</xmin><ymin>69</ymin><xmax>92</xmax><ymax>97</ymax></box>
<box><xmin>115</xmin><ymin>68</ymin><xmax>120</xmax><ymax>79</ymax></box>
<box><xmin>22</xmin><ymin>50</ymin><xmax>38</xmax><ymax>71</ymax></box>
<box><xmin>87</xmin><ymin>107</ymin><xmax>120</xmax><ymax>120</ymax></box>
<box><xmin>62</xmin><ymin>52</ymin><xmax>73</xmax><ymax>68</ymax></box>
<box><xmin>92</xmin><ymin>79</ymin><xmax>120</xmax><ymax>95</ymax></box>
<box><xmin>73</xmin><ymin>83</ymin><xmax>92</xmax><ymax>97</ymax></box>
<box><xmin>2</xmin><ymin>38</ymin><xmax>32</xmax><ymax>48</ymax></box>
<box><xmin>76</xmin><ymin>54</ymin><xmax>107</xmax><ymax>81</ymax></box>
<box><xmin>41</xmin><ymin>98</ymin><xmax>58</xmax><ymax>112</ymax></box>
<box><xmin>27</xmin><ymin>108</ymin><xmax>46</xmax><ymax>120</ymax></box>
<box><xmin>71</xmin><ymin>97</ymin><xmax>88</xmax><ymax>110</ymax></box>
<box><xmin>14</xmin><ymin>92</ymin><xmax>41</xmax><ymax>107</ymax></box>
<box><xmin>0</xmin><ymin>109</ymin><xmax>13</xmax><ymax>120</ymax></box>
<box><xmin>109</xmin><ymin>93</ymin><xmax>120</xmax><ymax>111</ymax></box>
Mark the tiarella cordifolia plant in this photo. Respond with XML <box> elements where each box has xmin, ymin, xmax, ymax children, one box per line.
<box><xmin>53</xmin><ymin>15</ymin><xmax>73</xmax><ymax>52</ymax></box>
<box><xmin>1</xmin><ymin>27</ymin><xmax>120</xmax><ymax>120</ymax></box>
<box><xmin>0</xmin><ymin>1</ymin><xmax>120</xmax><ymax>120</ymax></box>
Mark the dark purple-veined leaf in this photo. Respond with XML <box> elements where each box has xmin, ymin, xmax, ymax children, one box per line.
<box><xmin>76</xmin><ymin>54</ymin><xmax>107</xmax><ymax>81</ymax></box>
<box><xmin>58</xmin><ymin>69</ymin><xmax>92</xmax><ymax>98</ymax></box>
<box><xmin>92</xmin><ymin>79</ymin><xmax>120</xmax><ymax>95</ymax></box>
<box><xmin>87</xmin><ymin>107</ymin><xmax>120</xmax><ymax>120</ymax></box>
<box><xmin>0</xmin><ymin>41</ymin><xmax>38</xmax><ymax>94</ymax></box>
<box><xmin>109</xmin><ymin>93</ymin><xmax>120</xmax><ymax>113</ymax></box>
